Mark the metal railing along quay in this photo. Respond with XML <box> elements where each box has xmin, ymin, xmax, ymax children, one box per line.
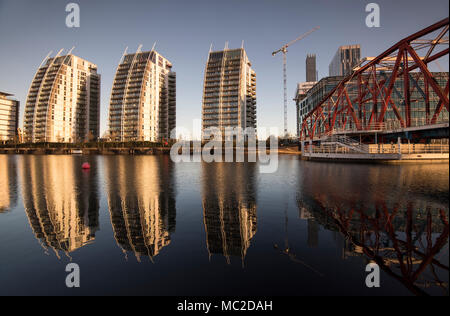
<box><xmin>312</xmin><ymin>119</ymin><xmax>449</xmax><ymax>140</ymax></box>
<box><xmin>305</xmin><ymin>142</ymin><xmax>449</xmax><ymax>155</ymax></box>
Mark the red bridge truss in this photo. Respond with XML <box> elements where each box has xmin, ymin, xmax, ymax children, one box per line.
<box><xmin>300</xmin><ymin>18</ymin><xmax>449</xmax><ymax>141</ymax></box>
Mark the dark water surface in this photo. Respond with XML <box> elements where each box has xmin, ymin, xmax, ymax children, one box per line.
<box><xmin>0</xmin><ymin>154</ymin><xmax>448</xmax><ymax>296</ymax></box>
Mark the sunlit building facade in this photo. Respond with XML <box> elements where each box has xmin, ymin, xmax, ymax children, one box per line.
<box><xmin>202</xmin><ymin>48</ymin><xmax>256</xmax><ymax>138</ymax></box>
<box><xmin>23</xmin><ymin>53</ymin><xmax>100</xmax><ymax>143</ymax></box>
<box><xmin>0</xmin><ymin>92</ymin><xmax>19</xmax><ymax>142</ymax></box>
<box><xmin>108</xmin><ymin>49</ymin><xmax>176</xmax><ymax>142</ymax></box>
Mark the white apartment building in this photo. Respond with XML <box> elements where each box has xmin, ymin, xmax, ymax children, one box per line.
<box><xmin>0</xmin><ymin>91</ymin><xmax>19</xmax><ymax>142</ymax></box>
<box><xmin>23</xmin><ymin>52</ymin><xmax>100</xmax><ymax>143</ymax></box>
<box><xmin>202</xmin><ymin>48</ymin><xmax>256</xmax><ymax>138</ymax></box>
<box><xmin>108</xmin><ymin>49</ymin><xmax>176</xmax><ymax>142</ymax></box>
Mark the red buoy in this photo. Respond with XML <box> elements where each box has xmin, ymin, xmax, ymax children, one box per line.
<box><xmin>82</xmin><ymin>162</ymin><xmax>91</xmax><ymax>170</ymax></box>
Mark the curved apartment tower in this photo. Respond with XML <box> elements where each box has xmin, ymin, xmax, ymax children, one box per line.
<box><xmin>202</xmin><ymin>47</ymin><xmax>256</xmax><ymax>138</ymax></box>
<box><xmin>108</xmin><ymin>49</ymin><xmax>176</xmax><ymax>142</ymax></box>
<box><xmin>23</xmin><ymin>52</ymin><xmax>100</xmax><ymax>143</ymax></box>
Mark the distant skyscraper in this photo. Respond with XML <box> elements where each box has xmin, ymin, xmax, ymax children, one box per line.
<box><xmin>329</xmin><ymin>45</ymin><xmax>361</xmax><ymax>77</ymax></box>
<box><xmin>23</xmin><ymin>53</ymin><xmax>100</xmax><ymax>143</ymax></box>
<box><xmin>0</xmin><ymin>91</ymin><xmax>19</xmax><ymax>142</ymax></box>
<box><xmin>108</xmin><ymin>49</ymin><xmax>176</xmax><ymax>142</ymax></box>
<box><xmin>202</xmin><ymin>48</ymin><xmax>256</xmax><ymax>138</ymax></box>
<box><xmin>306</xmin><ymin>54</ymin><xmax>317</xmax><ymax>82</ymax></box>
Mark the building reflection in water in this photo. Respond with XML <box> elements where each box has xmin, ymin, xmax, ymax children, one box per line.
<box><xmin>0</xmin><ymin>155</ymin><xmax>18</xmax><ymax>213</ymax></box>
<box><xmin>299</xmin><ymin>206</ymin><xmax>319</xmax><ymax>248</ymax></box>
<box><xmin>201</xmin><ymin>162</ymin><xmax>257</xmax><ymax>265</ymax></box>
<box><xmin>20</xmin><ymin>156</ymin><xmax>99</xmax><ymax>258</ymax></box>
<box><xmin>297</xmin><ymin>163</ymin><xmax>449</xmax><ymax>296</ymax></box>
<box><xmin>105</xmin><ymin>156</ymin><xmax>176</xmax><ymax>262</ymax></box>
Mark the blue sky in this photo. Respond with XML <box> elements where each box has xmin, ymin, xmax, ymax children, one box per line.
<box><xmin>0</xmin><ymin>0</ymin><xmax>448</xmax><ymax>136</ymax></box>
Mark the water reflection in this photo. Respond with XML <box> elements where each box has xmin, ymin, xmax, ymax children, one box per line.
<box><xmin>201</xmin><ymin>162</ymin><xmax>257</xmax><ymax>265</ymax></box>
<box><xmin>1</xmin><ymin>154</ymin><xmax>448</xmax><ymax>295</ymax></box>
<box><xmin>20</xmin><ymin>156</ymin><xmax>99</xmax><ymax>257</ymax></box>
<box><xmin>300</xmin><ymin>211</ymin><xmax>320</xmax><ymax>248</ymax></box>
<box><xmin>0</xmin><ymin>155</ymin><xmax>17</xmax><ymax>213</ymax></box>
<box><xmin>104</xmin><ymin>156</ymin><xmax>176</xmax><ymax>262</ymax></box>
<box><xmin>298</xmin><ymin>163</ymin><xmax>449</xmax><ymax>296</ymax></box>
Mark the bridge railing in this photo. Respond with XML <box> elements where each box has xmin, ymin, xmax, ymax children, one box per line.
<box><xmin>313</xmin><ymin>118</ymin><xmax>449</xmax><ymax>139</ymax></box>
<box><xmin>367</xmin><ymin>143</ymin><xmax>449</xmax><ymax>154</ymax></box>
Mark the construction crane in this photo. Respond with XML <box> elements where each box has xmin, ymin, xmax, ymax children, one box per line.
<box><xmin>272</xmin><ymin>26</ymin><xmax>320</xmax><ymax>137</ymax></box>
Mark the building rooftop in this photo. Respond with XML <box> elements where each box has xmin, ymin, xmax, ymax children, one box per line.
<box><xmin>294</xmin><ymin>82</ymin><xmax>317</xmax><ymax>102</ymax></box>
<box><xmin>337</xmin><ymin>44</ymin><xmax>361</xmax><ymax>49</ymax></box>
<box><xmin>210</xmin><ymin>47</ymin><xmax>244</xmax><ymax>53</ymax></box>
<box><xmin>0</xmin><ymin>91</ymin><xmax>14</xmax><ymax>97</ymax></box>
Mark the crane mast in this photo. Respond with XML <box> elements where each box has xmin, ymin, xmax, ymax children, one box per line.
<box><xmin>272</xmin><ymin>26</ymin><xmax>319</xmax><ymax>137</ymax></box>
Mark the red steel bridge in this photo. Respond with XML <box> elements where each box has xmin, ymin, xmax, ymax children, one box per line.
<box><xmin>300</xmin><ymin>18</ymin><xmax>449</xmax><ymax>143</ymax></box>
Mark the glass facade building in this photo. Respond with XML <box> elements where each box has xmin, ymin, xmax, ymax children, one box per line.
<box><xmin>296</xmin><ymin>76</ymin><xmax>344</xmax><ymax>137</ymax></box>
<box><xmin>296</xmin><ymin>72</ymin><xmax>449</xmax><ymax>137</ymax></box>
<box><xmin>294</xmin><ymin>82</ymin><xmax>318</xmax><ymax>137</ymax></box>
<box><xmin>329</xmin><ymin>45</ymin><xmax>361</xmax><ymax>77</ymax></box>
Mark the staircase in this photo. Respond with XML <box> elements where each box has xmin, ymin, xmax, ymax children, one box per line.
<box><xmin>322</xmin><ymin>135</ymin><xmax>369</xmax><ymax>153</ymax></box>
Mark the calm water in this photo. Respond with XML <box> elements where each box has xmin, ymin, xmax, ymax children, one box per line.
<box><xmin>0</xmin><ymin>154</ymin><xmax>448</xmax><ymax>296</ymax></box>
